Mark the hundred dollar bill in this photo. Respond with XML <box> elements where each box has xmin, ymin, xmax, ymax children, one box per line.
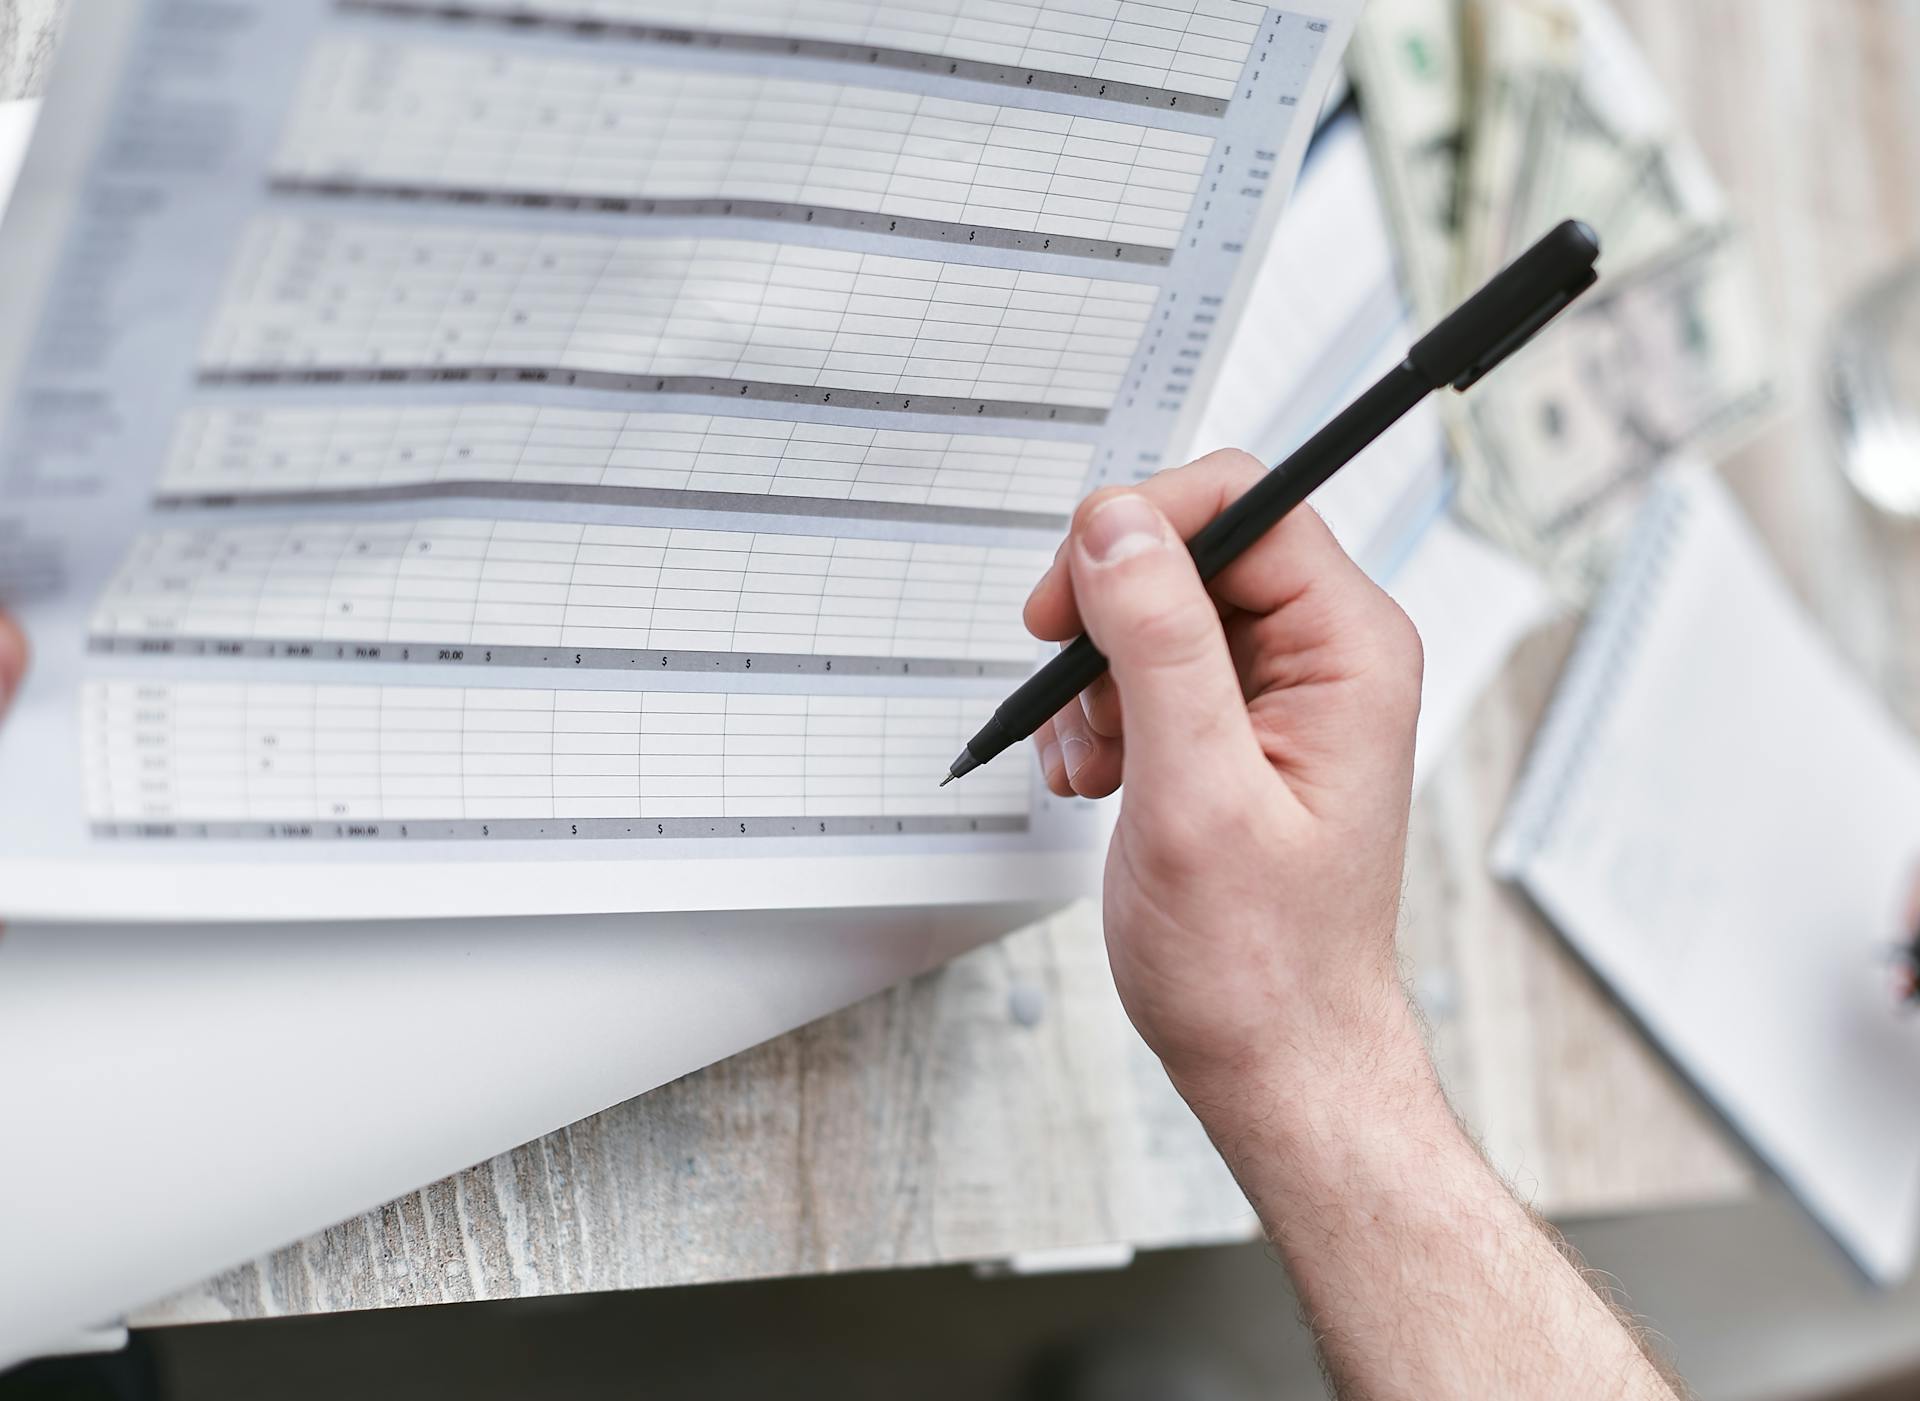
<box><xmin>1453</xmin><ymin>0</ymin><xmax>1577</xmax><ymax>288</ymax></box>
<box><xmin>1348</xmin><ymin>0</ymin><xmax>1471</xmax><ymax>320</ymax></box>
<box><xmin>1466</xmin><ymin>0</ymin><xmax>1720</xmax><ymax>279</ymax></box>
<box><xmin>1356</xmin><ymin>0</ymin><xmax>1774</xmax><ymax>593</ymax></box>
<box><xmin>1447</xmin><ymin>0</ymin><xmax>1772</xmax><ymax>592</ymax></box>
<box><xmin>1450</xmin><ymin>224</ymin><xmax>1776</xmax><ymax>594</ymax></box>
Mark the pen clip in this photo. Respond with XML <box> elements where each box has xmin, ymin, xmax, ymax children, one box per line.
<box><xmin>1448</xmin><ymin>267</ymin><xmax>1598</xmax><ymax>391</ymax></box>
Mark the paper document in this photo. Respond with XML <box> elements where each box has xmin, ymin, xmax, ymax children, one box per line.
<box><xmin>0</xmin><ymin>0</ymin><xmax>1357</xmax><ymax>921</ymax></box>
<box><xmin>1495</xmin><ymin>467</ymin><xmax>1920</xmax><ymax>1284</ymax></box>
<box><xmin>1195</xmin><ymin>108</ymin><xmax>1548</xmax><ymax>783</ymax></box>
<box><xmin>1194</xmin><ymin>107</ymin><xmax>1449</xmax><ymax>579</ymax></box>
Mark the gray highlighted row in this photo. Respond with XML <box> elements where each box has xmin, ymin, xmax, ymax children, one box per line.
<box><xmin>91</xmin><ymin>813</ymin><xmax>1029</xmax><ymax>841</ymax></box>
<box><xmin>152</xmin><ymin>479</ymin><xmax>1070</xmax><ymax>532</ymax></box>
<box><xmin>87</xmin><ymin>634</ymin><xmax>1033</xmax><ymax>680</ymax></box>
<box><xmin>269</xmin><ymin>179</ymin><xmax>1177</xmax><ymax>266</ymax></box>
<box><xmin>340</xmin><ymin>1</ymin><xmax>1234</xmax><ymax>116</ymax></box>
<box><xmin>195</xmin><ymin>366</ymin><xmax>1110</xmax><ymax>424</ymax></box>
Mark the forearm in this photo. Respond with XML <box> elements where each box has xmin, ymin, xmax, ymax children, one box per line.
<box><xmin>1179</xmin><ymin>1005</ymin><xmax>1681</xmax><ymax>1401</ymax></box>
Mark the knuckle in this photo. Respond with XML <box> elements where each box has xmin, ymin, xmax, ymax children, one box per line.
<box><xmin>1366</xmin><ymin>599</ymin><xmax>1425</xmax><ymax>716</ymax></box>
<box><xmin>1120</xmin><ymin>591</ymin><xmax>1217</xmax><ymax>662</ymax></box>
<box><xmin>1083</xmin><ymin>677</ymin><xmax>1123</xmax><ymax>736</ymax></box>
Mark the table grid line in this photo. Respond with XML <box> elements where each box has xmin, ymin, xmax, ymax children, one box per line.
<box><xmin>90</xmin><ymin>518</ymin><xmax>1051</xmax><ymax>668</ymax></box>
<box><xmin>198</xmin><ymin>222</ymin><xmax>1160</xmax><ymax>411</ymax></box>
<box><xmin>274</xmin><ymin>41</ymin><xmax>1213</xmax><ymax>252</ymax></box>
<box><xmin>84</xmin><ymin>682</ymin><xmax>1031</xmax><ymax>827</ymax></box>
<box><xmin>341</xmin><ymin>0</ymin><xmax>1267</xmax><ymax>105</ymax></box>
<box><xmin>157</xmin><ymin>404</ymin><xmax>1095</xmax><ymax>519</ymax></box>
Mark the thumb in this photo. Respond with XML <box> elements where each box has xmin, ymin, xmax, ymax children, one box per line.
<box><xmin>1066</xmin><ymin>492</ymin><xmax>1264</xmax><ymax>800</ymax></box>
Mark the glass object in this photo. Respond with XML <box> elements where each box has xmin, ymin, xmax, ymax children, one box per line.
<box><xmin>1828</xmin><ymin>255</ymin><xmax>1920</xmax><ymax>519</ymax></box>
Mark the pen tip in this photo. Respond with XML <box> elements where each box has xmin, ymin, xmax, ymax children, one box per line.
<box><xmin>938</xmin><ymin>771</ymin><xmax>955</xmax><ymax>788</ymax></box>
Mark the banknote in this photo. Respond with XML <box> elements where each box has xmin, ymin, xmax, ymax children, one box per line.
<box><xmin>1452</xmin><ymin>0</ymin><xmax>1577</xmax><ymax>289</ymax></box>
<box><xmin>1347</xmin><ymin>0</ymin><xmax>1471</xmax><ymax>319</ymax></box>
<box><xmin>1450</xmin><ymin>224</ymin><xmax>1776</xmax><ymax>593</ymax></box>
<box><xmin>1351</xmin><ymin>0</ymin><xmax>1774</xmax><ymax>595</ymax></box>
<box><xmin>1461</xmin><ymin>0</ymin><xmax>1721</xmax><ymax>279</ymax></box>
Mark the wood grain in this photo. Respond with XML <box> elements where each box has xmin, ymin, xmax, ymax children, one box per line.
<box><xmin>8</xmin><ymin>0</ymin><xmax>1920</xmax><ymax>1325</ymax></box>
<box><xmin>142</xmin><ymin>908</ymin><xmax>1257</xmax><ymax>1322</ymax></box>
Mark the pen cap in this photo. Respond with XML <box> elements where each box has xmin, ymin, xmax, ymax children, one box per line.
<box><xmin>1408</xmin><ymin>219</ymin><xmax>1601</xmax><ymax>392</ymax></box>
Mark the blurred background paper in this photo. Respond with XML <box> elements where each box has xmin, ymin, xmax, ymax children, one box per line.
<box><xmin>1495</xmin><ymin>467</ymin><xmax>1920</xmax><ymax>1284</ymax></box>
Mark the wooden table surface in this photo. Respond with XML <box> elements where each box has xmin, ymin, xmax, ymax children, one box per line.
<box><xmin>8</xmin><ymin>0</ymin><xmax>1920</xmax><ymax>1327</ymax></box>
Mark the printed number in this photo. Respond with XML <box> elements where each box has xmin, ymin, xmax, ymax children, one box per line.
<box><xmin>482</xmin><ymin>824</ymin><xmax>490</xmax><ymax>836</ymax></box>
<box><xmin>739</xmin><ymin>822</ymin><xmax>747</xmax><ymax>834</ymax></box>
<box><xmin>571</xmin><ymin>823</ymin><xmax>578</xmax><ymax>835</ymax></box>
<box><xmin>660</xmin><ymin>655</ymin><xmax>669</xmax><ymax>667</ymax></box>
<box><xmin>484</xmin><ymin>650</ymin><xmax>493</xmax><ymax>662</ymax></box>
<box><xmin>657</xmin><ymin>823</ymin><xmax>665</xmax><ymax>835</ymax></box>
<box><xmin>743</xmin><ymin>657</ymin><xmax>751</xmax><ymax>669</ymax></box>
<box><xmin>574</xmin><ymin>653</ymin><xmax>582</xmax><ymax>665</ymax></box>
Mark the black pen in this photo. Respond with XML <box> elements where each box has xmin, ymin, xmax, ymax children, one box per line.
<box><xmin>940</xmin><ymin>218</ymin><xmax>1602</xmax><ymax>787</ymax></box>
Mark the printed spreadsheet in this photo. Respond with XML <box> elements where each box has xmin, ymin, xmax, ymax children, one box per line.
<box><xmin>0</xmin><ymin>0</ymin><xmax>1357</xmax><ymax>920</ymax></box>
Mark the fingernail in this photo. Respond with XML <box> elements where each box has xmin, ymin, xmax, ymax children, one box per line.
<box><xmin>1038</xmin><ymin>736</ymin><xmax>1061</xmax><ymax>779</ymax></box>
<box><xmin>1060</xmin><ymin>734</ymin><xmax>1094</xmax><ymax>778</ymax></box>
<box><xmin>1079</xmin><ymin>494</ymin><xmax>1167</xmax><ymax>566</ymax></box>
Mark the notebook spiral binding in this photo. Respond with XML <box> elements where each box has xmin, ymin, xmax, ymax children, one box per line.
<box><xmin>1491</xmin><ymin>477</ymin><xmax>1696</xmax><ymax>876</ymax></box>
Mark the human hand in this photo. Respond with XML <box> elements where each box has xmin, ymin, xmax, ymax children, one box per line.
<box><xmin>1024</xmin><ymin>451</ymin><xmax>1428</xmax><ymax>1117</ymax></box>
<box><xmin>1026</xmin><ymin>456</ymin><xmax>1691</xmax><ymax>1401</ymax></box>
